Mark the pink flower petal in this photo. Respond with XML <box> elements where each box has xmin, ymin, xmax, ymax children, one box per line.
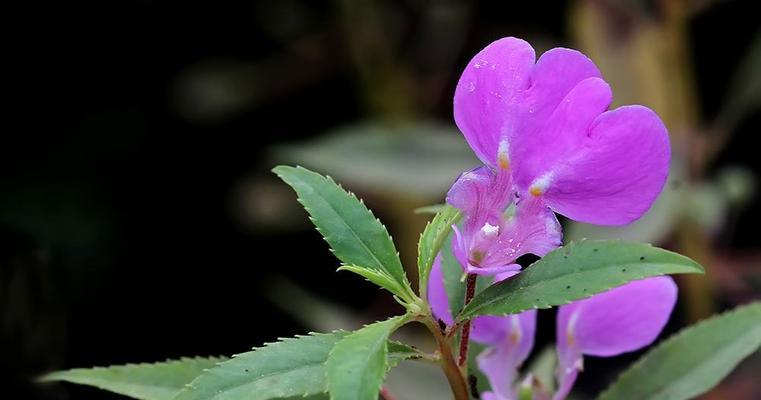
<box><xmin>447</xmin><ymin>166</ymin><xmax>513</xmax><ymax>238</ymax></box>
<box><xmin>477</xmin><ymin>311</ymin><xmax>537</xmax><ymax>399</ymax></box>
<box><xmin>478</xmin><ymin>197</ymin><xmax>563</xmax><ymax>269</ymax></box>
<box><xmin>534</xmin><ymin>105</ymin><xmax>670</xmax><ymax>225</ymax></box>
<box><xmin>454</xmin><ymin>37</ymin><xmax>535</xmax><ymax>167</ymax></box>
<box><xmin>466</xmin><ymin>263</ymin><xmax>522</xmax><ymax>277</ymax></box>
<box><xmin>554</xmin><ymin>277</ymin><xmax>678</xmax><ymax>399</ymax></box>
<box><xmin>427</xmin><ymin>256</ymin><xmax>454</xmax><ymax>326</ymax></box>
<box><xmin>512</xmin><ymin>77</ymin><xmax>613</xmax><ymax>192</ymax></box>
<box><xmin>522</xmin><ymin>47</ymin><xmax>602</xmax><ymax>133</ymax></box>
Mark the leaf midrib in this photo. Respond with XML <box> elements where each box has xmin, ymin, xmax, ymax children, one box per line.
<box><xmin>298</xmin><ymin>173</ymin><xmax>396</xmax><ymax>279</ymax></box>
<box><xmin>48</xmin><ymin>374</ymin><xmax>183</xmax><ymax>395</ymax></box>
<box><xmin>649</xmin><ymin>324</ymin><xmax>761</xmax><ymax>399</ymax></box>
<box><xmin>355</xmin><ymin>335</ymin><xmax>388</xmax><ymax>397</ymax></box>
<box><xmin>201</xmin><ymin>360</ymin><xmax>326</xmax><ymax>400</ymax></box>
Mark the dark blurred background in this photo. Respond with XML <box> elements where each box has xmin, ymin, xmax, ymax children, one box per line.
<box><xmin>3</xmin><ymin>1</ymin><xmax>760</xmax><ymax>399</ymax></box>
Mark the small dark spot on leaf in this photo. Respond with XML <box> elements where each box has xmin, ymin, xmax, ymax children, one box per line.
<box><xmin>622</xmin><ymin>268</ymin><xmax>627</xmax><ymax>272</ymax></box>
<box><xmin>583</xmin><ymin>288</ymin><xmax>587</xmax><ymax>292</ymax></box>
<box><xmin>566</xmin><ymin>285</ymin><xmax>571</xmax><ymax>289</ymax></box>
<box><xmin>244</xmin><ymin>369</ymin><xmax>249</xmax><ymax>373</ymax></box>
<box><xmin>640</xmin><ymin>256</ymin><xmax>645</xmax><ymax>261</ymax></box>
<box><xmin>563</xmin><ymin>255</ymin><xmax>568</xmax><ymax>259</ymax></box>
<box><xmin>593</xmin><ymin>248</ymin><xmax>598</xmax><ymax>252</ymax></box>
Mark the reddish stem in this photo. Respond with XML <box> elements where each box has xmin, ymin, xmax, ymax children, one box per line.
<box><xmin>458</xmin><ymin>274</ymin><xmax>477</xmax><ymax>367</ymax></box>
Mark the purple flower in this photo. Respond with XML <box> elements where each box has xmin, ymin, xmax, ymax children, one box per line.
<box><xmin>430</xmin><ymin>36</ymin><xmax>676</xmax><ymax>399</ymax></box>
<box><xmin>476</xmin><ymin>310</ymin><xmax>536</xmax><ymax>400</ymax></box>
<box><xmin>448</xmin><ymin>166</ymin><xmax>562</xmax><ymax>276</ymax></box>
<box><xmin>428</xmin><ymin>262</ymin><xmax>677</xmax><ymax>400</ymax></box>
<box><xmin>452</xmin><ymin>37</ymin><xmax>670</xmax><ymax>226</ymax></box>
<box><xmin>553</xmin><ymin>276</ymin><xmax>678</xmax><ymax>400</ymax></box>
<box><xmin>446</xmin><ymin>37</ymin><xmax>670</xmax><ymax>276</ymax></box>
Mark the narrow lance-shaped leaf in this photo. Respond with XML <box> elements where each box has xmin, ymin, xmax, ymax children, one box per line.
<box><xmin>173</xmin><ymin>332</ymin><xmax>343</xmax><ymax>400</ymax></box>
<box><xmin>273</xmin><ymin>166</ymin><xmax>414</xmax><ymax>302</ymax></box>
<box><xmin>172</xmin><ymin>332</ymin><xmax>418</xmax><ymax>400</ymax></box>
<box><xmin>39</xmin><ymin>357</ymin><xmax>225</xmax><ymax>400</ymax></box>
<box><xmin>337</xmin><ymin>265</ymin><xmax>404</xmax><ymax>299</ymax></box>
<box><xmin>327</xmin><ymin>316</ymin><xmax>407</xmax><ymax>400</ymax></box>
<box><xmin>599</xmin><ymin>302</ymin><xmax>761</xmax><ymax>400</ymax></box>
<box><xmin>418</xmin><ymin>205</ymin><xmax>461</xmax><ymax>298</ymax></box>
<box><xmin>458</xmin><ymin>240</ymin><xmax>703</xmax><ymax>320</ymax></box>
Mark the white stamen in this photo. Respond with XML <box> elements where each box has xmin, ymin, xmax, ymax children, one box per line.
<box><xmin>481</xmin><ymin>223</ymin><xmax>500</xmax><ymax>237</ymax></box>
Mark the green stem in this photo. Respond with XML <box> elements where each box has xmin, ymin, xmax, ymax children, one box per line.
<box><xmin>421</xmin><ymin>317</ymin><xmax>470</xmax><ymax>400</ymax></box>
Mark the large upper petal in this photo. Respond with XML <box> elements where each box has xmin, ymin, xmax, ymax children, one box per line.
<box><xmin>520</xmin><ymin>104</ymin><xmax>670</xmax><ymax>226</ymax></box>
<box><xmin>511</xmin><ymin>77</ymin><xmax>613</xmax><ymax>190</ymax></box>
<box><xmin>454</xmin><ymin>37</ymin><xmax>535</xmax><ymax>167</ymax></box>
<box><xmin>515</xmin><ymin>47</ymin><xmax>603</xmax><ymax>143</ymax></box>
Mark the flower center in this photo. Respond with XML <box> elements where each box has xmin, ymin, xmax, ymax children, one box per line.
<box><xmin>469</xmin><ymin>250</ymin><xmax>485</xmax><ymax>265</ymax></box>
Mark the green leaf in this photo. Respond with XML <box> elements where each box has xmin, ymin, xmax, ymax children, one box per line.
<box><xmin>174</xmin><ymin>332</ymin><xmax>343</xmax><ymax>400</ymax></box>
<box><xmin>600</xmin><ymin>302</ymin><xmax>761</xmax><ymax>400</ymax></box>
<box><xmin>171</xmin><ymin>332</ymin><xmax>417</xmax><ymax>400</ymax></box>
<box><xmin>273</xmin><ymin>165</ymin><xmax>413</xmax><ymax>302</ymax></box>
<box><xmin>458</xmin><ymin>240</ymin><xmax>703</xmax><ymax>320</ymax></box>
<box><xmin>440</xmin><ymin>234</ymin><xmax>466</xmax><ymax>318</ymax></box>
<box><xmin>39</xmin><ymin>357</ymin><xmax>225</xmax><ymax>400</ymax></box>
<box><xmin>387</xmin><ymin>340</ymin><xmax>423</xmax><ymax>367</ymax></box>
<box><xmin>327</xmin><ymin>316</ymin><xmax>407</xmax><ymax>400</ymax></box>
<box><xmin>336</xmin><ymin>266</ymin><xmax>406</xmax><ymax>301</ymax></box>
<box><xmin>417</xmin><ymin>205</ymin><xmax>461</xmax><ymax>298</ymax></box>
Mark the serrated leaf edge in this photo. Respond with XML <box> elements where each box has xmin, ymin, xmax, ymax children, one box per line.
<box><xmin>273</xmin><ymin>166</ymin><xmax>414</xmax><ymax>302</ymax></box>
<box><xmin>458</xmin><ymin>240</ymin><xmax>704</xmax><ymax>320</ymax></box>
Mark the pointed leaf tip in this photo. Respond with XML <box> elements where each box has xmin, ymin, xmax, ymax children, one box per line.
<box><xmin>273</xmin><ymin>165</ymin><xmax>414</xmax><ymax>302</ymax></box>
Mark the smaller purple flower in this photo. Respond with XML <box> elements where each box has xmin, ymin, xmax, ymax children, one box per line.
<box><xmin>447</xmin><ymin>166</ymin><xmax>562</xmax><ymax>276</ymax></box>
<box><xmin>428</xmin><ymin>259</ymin><xmax>677</xmax><ymax>400</ymax></box>
<box><xmin>553</xmin><ymin>276</ymin><xmax>678</xmax><ymax>400</ymax></box>
<box><xmin>477</xmin><ymin>310</ymin><xmax>536</xmax><ymax>400</ymax></box>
